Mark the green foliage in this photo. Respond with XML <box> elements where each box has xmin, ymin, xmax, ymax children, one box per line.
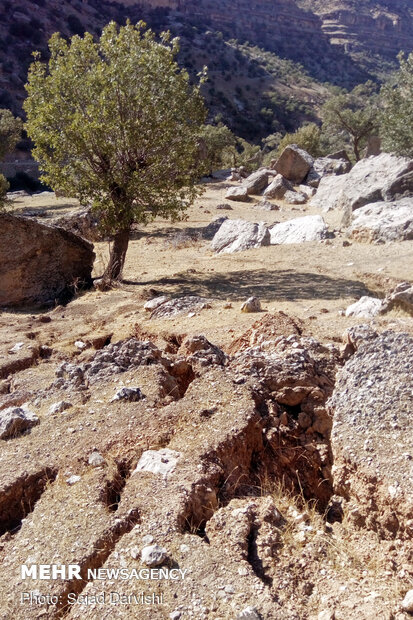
<box><xmin>380</xmin><ymin>52</ymin><xmax>413</xmax><ymax>157</ymax></box>
<box><xmin>321</xmin><ymin>82</ymin><xmax>379</xmax><ymax>161</ymax></box>
<box><xmin>0</xmin><ymin>174</ymin><xmax>9</xmax><ymax>209</ymax></box>
<box><xmin>0</xmin><ymin>108</ymin><xmax>22</xmax><ymax>161</ymax></box>
<box><xmin>0</xmin><ymin>108</ymin><xmax>22</xmax><ymax>209</ymax></box>
<box><xmin>276</xmin><ymin>123</ymin><xmax>323</xmax><ymax>157</ymax></box>
<box><xmin>24</xmin><ymin>21</ymin><xmax>207</xmax><ymax>236</ymax></box>
<box><xmin>197</xmin><ymin>123</ymin><xmax>236</xmax><ymax>174</ymax></box>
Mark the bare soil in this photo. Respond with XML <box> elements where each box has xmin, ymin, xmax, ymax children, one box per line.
<box><xmin>0</xmin><ymin>182</ymin><xmax>412</xmax><ymax>620</ymax></box>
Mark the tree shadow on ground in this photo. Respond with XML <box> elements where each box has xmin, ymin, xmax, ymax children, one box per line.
<box><xmin>123</xmin><ymin>268</ymin><xmax>373</xmax><ymax>302</ymax></box>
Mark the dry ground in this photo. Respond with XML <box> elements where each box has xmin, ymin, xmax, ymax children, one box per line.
<box><xmin>0</xmin><ymin>181</ymin><xmax>412</xmax><ymax>620</ymax></box>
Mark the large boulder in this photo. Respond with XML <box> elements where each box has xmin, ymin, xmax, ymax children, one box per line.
<box><xmin>0</xmin><ymin>213</ymin><xmax>95</xmax><ymax>308</ymax></box>
<box><xmin>347</xmin><ymin>198</ymin><xmax>413</xmax><ymax>243</ymax></box>
<box><xmin>273</xmin><ymin>145</ymin><xmax>314</xmax><ymax>184</ymax></box>
<box><xmin>305</xmin><ymin>155</ymin><xmax>352</xmax><ymax>188</ymax></box>
<box><xmin>225</xmin><ymin>186</ymin><xmax>249</xmax><ymax>202</ymax></box>
<box><xmin>263</xmin><ymin>174</ymin><xmax>293</xmax><ymax>199</ymax></box>
<box><xmin>242</xmin><ymin>169</ymin><xmax>271</xmax><ymax>195</ymax></box>
<box><xmin>211</xmin><ymin>219</ymin><xmax>270</xmax><ymax>254</ymax></box>
<box><xmin>269</xmin><ymin>215</ymin><xmax>328</xmax><ymax>245</ymax></box>
<box><xmin>52</xmin><ymin>207</ymin><xmax>104</xmax><ymax>242</ymax></box>
<box><xmin>330</xmin><ymin>331</ymin><xmax>413</xmax><ymax>538</ymax></box>
<box><xmin>310</xmin><ymin>153</ymin><xmax>413</xmax><ymax>212</ymax></box>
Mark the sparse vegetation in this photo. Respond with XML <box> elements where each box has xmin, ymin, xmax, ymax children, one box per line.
<box><xmin>380</xmin><ymin>52</ymin><xmax>413</xmax><ymax>157</ymax></box>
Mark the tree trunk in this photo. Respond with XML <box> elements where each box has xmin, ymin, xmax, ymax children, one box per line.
<box><xmin>103</xmin><ymin>227</ymin><xmax>130</xmax><ymax>282</ymax></box>
<box><xmin>353</xmin><ymin>137</ymin><xmax>361</xmax><ymax>162</ymax></box>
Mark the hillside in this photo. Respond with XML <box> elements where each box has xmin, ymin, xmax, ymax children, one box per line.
<box><xmin>2</xmin><ymin>0</ymin><xmax>413</xmax><ymax>127</ymax></box>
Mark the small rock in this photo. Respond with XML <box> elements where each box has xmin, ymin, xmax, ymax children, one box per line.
<box><xmin>0</xmin><ymin>407</ymin><xmax>39</xmax><ymax>440</ymax></box>
<box><xmin>74</xmin><ymin>340</ymin><xmax>87</xmax><ymax>350</ymax></box>
<box><xmin>8</xmin><ymin>342</ymin><xmax>24</xmax><ymax>354</ymax></box>
<box><xmin>241</xmin><ymin>297</ymin><xmax>262</xmax><ymax>313</ymax></box>
<box><xmin>170</xmin><ymin>612</ymin><xmax>182</xmax><ymax>620</ymax></box>
<box><xmin>111</xmin><ymin>387</ymin><xmax>144</xmax><ymax>402</ymax></box>
<box><xmin>49</xmin><ymin>401</ymin><xmax>72</xmax><ymax>415</ymax></box>
<box><xmin>88</xmin><ymin>451</ymin><xmax>105</xmax><ymax>467</ymax></box>
<box><xmin>345</xmin><ymin>296</ymin><xmax>383</xmax><ymax>318</ymax></box>
<box><xmin>318</xmin><ymin>611</ymin><xmax>335</xmax><ymax>620</ymax></box>
<box><xmin>141</xmin><ymin>544</ymin><xmax>168</xmax><ymax>567</ymax></box>
<box><xmin>237</xmin><ymin>607</ymin><xmax>261</xmax><ymax>620</ymax></box>
<box><xmin>130</xmin><ymin>546</ymin><xmax>140</xmax><ymax>559</ymax></box>
<box><xmin>66</xmin><ymin>475</ymin><xmax>81</xmax><ymax>486</ymax></box>
<box><xmin>134</xmin><ymin>448</ymin><xmax>181</xmax><ymax>478</ymax></box>
<box><xmin>142</xmin><ymin>535</ymin><xmax>154</xmax><ymax>545</ymax></box>
<box><xmin>402</xmin><ymin>589</ymin><xmax>413</xmax><ymax>613</ymax></box>
<box><xmin>143</xmin><ymin>296</ymin><xmax>170</xmax><ymax>312</ymax></box>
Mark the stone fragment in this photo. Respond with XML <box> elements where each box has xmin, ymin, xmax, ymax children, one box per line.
<box><xmin>49</xmin><ymin>401</ymin><xmax>72</xmax><ymax>414</ymax></box>
<box><xmin>141</xmin><ymin>544</ymin><xmax>168</xmax><ymax>567</ymax></box>
<box><xmin>143</xmin><ymin>296</ymin><xmax>170</xmax><ymax>312</ymax></box>
<box><xmin>345</xmin><ymin>296</ymin><xmax>383</xmax><ymax>318</ymax></box>
<box><xmin>111</xmin><ymin>387</ymin><xmax>144</xmax><ymax>402</ymax></box>
<box><xmin>241</xmin><ymin>297</ymin><xmax>262</xmax><ymax>313</ymax></box>
<box><xmin>402</xmin><ymin>590</ymin><xmax>413</xmax><ymax>613</ymax></box>
<box><xmin>0</xmin><ymin>406</ymin><xmax>39</xmax><ymax>440</ymax></box>
<box><xmin>150</xmin><ymin>296</ymin><xmax>212</xmax><ymax>319</ymax></box>
<box><xmin>88</xmin><ymin>451</ymin><xmax>105</xmax><ymax>467</ymax></box>
<box><xmin>284</xmin><ymin>190</ymin><xmax>307</xmax><ymax>204</ymax></box>
<box><xmin>134</xmin><ymin>448</ymin><xmax>181</xmax><ymax>478</ymax></box>
<box><xmin>382</xmin><ymin>281</ymin><xmax>413</xmax><ymax>315</ymax></box>
<box><xmin>66</xmin><ymin>475</ymin><xmax>81</xmax><ymax>485</ymax></box>
<box><xmin>237</xmin><ymin>606</ymin><xmax>261</xmax><ymax>619</ymax></box>
<box><xmin>254</xmin><ymin>199</ymin><xmax>280</xmax><ymax>211</ymax></box>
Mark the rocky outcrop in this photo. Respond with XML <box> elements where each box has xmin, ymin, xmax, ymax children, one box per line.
<box><xmin>242</xmin><ymin>169</ymin><xmax>271</xmax><ymax>195</ymax></box>
<box><xmin>0</xmin><ymin>213</ymin><xmax>95</xmax><ymax>308</ymax></box>
<box><xmin>273</xmin><ymin>145</ymin><xmax>314</xmax><ymax>184</ymax></box>
<box><xmin>211</xmin><ymin>219</ymin><xmax>270</xmax><ymax>253</ymax></box>
<box><xmin>310</xmin><ymin>153</ymin><xmax>413</xmax><ymax>213</ymax></box>
<box><xmin>330</xmin><ymin>331</ymin><xmax>413</xmax><ymax>538</ymax></box>
<box><xmin>269</xmin><ymin>215</ymin><xmax>328</xmax><ymax>244</ymax></box>
<box><xmin>347</xmin><ymin>198</ymin><xmax>413</xmax><ymax>243</ymax></box>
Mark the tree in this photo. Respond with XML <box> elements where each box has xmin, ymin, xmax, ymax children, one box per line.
<box><xmin>197</xmin><ymin>123</ymin><xmax>236</xmax><ymax>175</ymax></box>
<box><xmin>321</xmin><ymin>82</ymin><xmax>379</xmax><ymax>161</ymax></box>
<box><xmin>24</xmin><ymin>21</ymin><xmax>207</xmax><ymax>281</ymax></box>
<box><xmin>380</xmin><ymin>52</ymin><xmax>413</xmax><ymax>157</ymax></box>
<box><xmin>0</xmin><ymin>108</ymin><xmax>23</xmax><ymax>208</ymax></box>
